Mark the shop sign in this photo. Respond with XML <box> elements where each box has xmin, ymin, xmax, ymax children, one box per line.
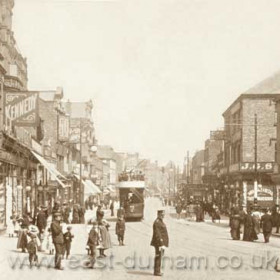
<box><xmin>247</xmin><ymin>185</ymin><xmax>274</xmax><ymax>201</ymax></box>
<box><xmin>4</xmin><ymin>91</ymin><xmax>39</xmax><ymax>127</ymax></box>
<box><xmin>58</xmin><ymin>115</ymin><xmax>70</xmax><ymax>142</ymax></box>
<box><xmin>69</xmin><ymin>119</ymin><xmax>92</xmax><ymax>144</ymax></box>
<box><xmin>69</xmin><ymin>120</ymin><xmax>80</xmax><ymax>143</ymax></box>
<box><xmin>0</xmin><ymin>149</ymin><xmax>26</xmax><ymax>166</ymax></box>
<box><xmin>240</xmin><ymin>162</ymin><xmax>274</xmax><ymax>172</ymax></box>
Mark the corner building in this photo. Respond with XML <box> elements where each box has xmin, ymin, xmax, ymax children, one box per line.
<box><xmin>221</xmin><ymin>94</ymin><xmax>280</xmax><ymax>210</ymax></box>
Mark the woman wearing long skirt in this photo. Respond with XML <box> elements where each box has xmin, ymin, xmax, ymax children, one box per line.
<box><xmin>243</xmin><ymin>211</ymin><xmax>258</xmax><ymax>242</ymax></box>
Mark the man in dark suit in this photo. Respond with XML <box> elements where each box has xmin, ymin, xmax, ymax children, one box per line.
<box><xmin>150</xmin><ymin>210</ymin><xmax>169</xmax><ymax>276</ymax></box>
<box><xmin>51</xmin><ymin>212</ymin><xmax>64</xmax><ymax>270</ymax></box>
<box><xmin>260</xmin><ymin>209</ymin><xmax>273</xmax><ymax>243</ymax></box>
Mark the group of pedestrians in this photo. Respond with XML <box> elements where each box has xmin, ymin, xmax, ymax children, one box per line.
<box><xmin>229</xmin><ymin>206</ymin><xmax>278</xmax><ymax>243</ymax></box>
<box><xmin>175</xmin><ymin>201</ymin><xmax>221</xmax><ymax>223</ymax></box>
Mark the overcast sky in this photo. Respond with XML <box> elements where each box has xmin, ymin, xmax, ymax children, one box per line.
<box><xmin>13</xmin><ymin>0</ymin><xmax>280</xmax><ymax>165</ymax></box>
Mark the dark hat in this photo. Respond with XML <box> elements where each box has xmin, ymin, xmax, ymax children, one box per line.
<box><xmin>157</xmin><ymin>209</ymin><xmax>165</xmax><ymax>214</ymax></box>
<box><xmin>67</xmin><ymin>226</ymin><xmax>72</xmax><ymax>230</ymax></box>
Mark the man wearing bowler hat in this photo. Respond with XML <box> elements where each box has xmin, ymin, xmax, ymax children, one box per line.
<box><xmin>150</xmin><ymin>209</ymin><xmax>169</xmax><ymax>276</ymax></box>
<box><xmin>51</xmin><ymin>212</ymin><xmax>64</xmax><ymax>270</ymax></box>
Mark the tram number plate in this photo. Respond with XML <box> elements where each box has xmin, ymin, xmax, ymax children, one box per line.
<box><xmin>130</xmin><ymin>205</ymin><xmax>134</xmax><ymax>212</ymax></box>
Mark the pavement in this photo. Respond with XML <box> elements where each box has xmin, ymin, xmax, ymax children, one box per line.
<box><xmin>0</xmin><ymin>198</ymin><xmax>280</xmax><ymax>280</ymax></box>
<box><xmin>170</xmin><ymin>209</ymin><xmax>280</xmax><ymax>237</ymax></box>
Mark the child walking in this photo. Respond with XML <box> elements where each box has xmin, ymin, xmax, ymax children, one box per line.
<box><xmin>115</xmin><ymin>215</ymin><xmax>126</xmax><ymax>246</ymax></box>
<box><xmin>26</xmin><ymin>228</ymin><xmax>39</xmax><ymax>267</ymax></box>
<box><xmin>63</xmin><ymin>226</ymin><xmax>74</xmax><ymax>259</ymax></box>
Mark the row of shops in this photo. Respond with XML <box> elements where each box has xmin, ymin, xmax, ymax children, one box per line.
<box><xmin>181</xmin><ymin>169</ymin><xmax>280</xmax><ymax>213</ymax></box>
<box><xmin>0</xmin><ymin>131</ymin><xmax>104</xmax><ymax>231</ymax></box>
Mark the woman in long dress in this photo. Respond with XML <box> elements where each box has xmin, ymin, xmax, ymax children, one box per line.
<box><xmin>72</xmin><ymin>204</ymin><xmax>80</xmax><ymax>224</ymax></box>
<box><xmin>243</xmin><ymin>211</ymin><xmax>258</xmax><ymax>242</ymax></box>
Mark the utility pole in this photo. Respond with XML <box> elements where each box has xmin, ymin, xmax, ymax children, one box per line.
<box><xmin>80</xmin><ymin>118</ymin><xmax>83</xmax><ymax>207</ymax></box>
<box><xmin>253</xmin><ymin>113</ymin><xmax>258</xmax><ymax>204</ymax></box>
<box><xmin>187</xmin><ymin>151</ymin><xmax>190</xmax><ymax>183</ymax></box>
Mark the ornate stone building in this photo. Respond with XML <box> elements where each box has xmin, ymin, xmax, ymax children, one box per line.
<box><xmin>0</xmin><ymin>0</ymin><xmax>28</xmax><ymax>127</ymax></box>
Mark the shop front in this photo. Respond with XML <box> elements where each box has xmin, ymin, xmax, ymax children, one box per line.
<box><xmin>0</xmin><ymin>132</ymin><xmax>38</xmax><ymax>230</ymax></box>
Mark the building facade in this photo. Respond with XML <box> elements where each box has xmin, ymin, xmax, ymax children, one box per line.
<box><xmin>220</xmin><ymin>94</ymin><xmax>280</xmax><ymax>211</ymax></box>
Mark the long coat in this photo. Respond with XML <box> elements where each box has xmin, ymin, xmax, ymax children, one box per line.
<box><xmin>150</xmin><ymin>218</ymin><xmax>169</xmax><ymax>247</ymax></box>
<box><xmin>230</xmin><ymin>214</ymin><xmax>241</xmax><ymax>240</ymax></box>
<box><xmin>50</xmin><ymin>220</ymin><xmax>64</xmax><ymax>244</ymax></box>
<box><xmin>72</xmin><ymin>206</ymin><xmax>80</xmax><ymax>224</ymax></box>
<box><xmin>36</xmin><ymin>212</ymin><xmax>47</xmax><ymax>230</ymax></box>
<box><xmin>260</xmin><ymin>214</ymin><xmax>273</xmax><ymax>233</ymax></box>
<box><xmin>243</xmin><ymin>214</ymin><xmax>258</xmax><ymax>241</ymax></box>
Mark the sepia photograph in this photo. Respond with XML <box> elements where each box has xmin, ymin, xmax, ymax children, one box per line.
<box><xmin>1</xmin><ymin>0</ymin><xmax>280</xmax><ymax>279</ymax></box>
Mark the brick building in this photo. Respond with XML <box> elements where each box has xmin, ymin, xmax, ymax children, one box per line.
<box><xmin>221</xmin><ymin>93</ymin><xmax>280</xmax><ymax>211</ymax></box>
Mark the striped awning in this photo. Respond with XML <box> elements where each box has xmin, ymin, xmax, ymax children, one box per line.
<box><xmin>31</xmin><ymin>151</ymin><xmax>67</xmax><ymax>188</ymax></box>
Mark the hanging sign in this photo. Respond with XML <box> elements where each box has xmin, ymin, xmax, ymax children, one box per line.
<box><xmin>58</xmin><ymin>115</ymin><xmax>70</xmax><ymax>142</ymax></box>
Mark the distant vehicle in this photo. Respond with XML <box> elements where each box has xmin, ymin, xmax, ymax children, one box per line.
<box><xmin>118</xmin><ymin>172</ymin><xmax>145</xmax><ymax>221</ymax></box>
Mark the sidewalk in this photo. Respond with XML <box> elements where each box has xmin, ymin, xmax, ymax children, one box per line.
<box><xmin>168</xmin><ymin>207</ymin><xmax>280</xmax><ymax>238</ymax></box>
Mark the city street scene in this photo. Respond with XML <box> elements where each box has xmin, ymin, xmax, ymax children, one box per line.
<box><xmin>1</xmin><ymin>0</ymin><xmax>280</xmax><ymax>279</ymax></box>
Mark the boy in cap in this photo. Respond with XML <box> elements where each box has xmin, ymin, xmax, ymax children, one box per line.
<box><xmin>116</xmin><ymin>215</ymin><xmax>126</xmax><ymax>245</ymax></box>
<box><xmin>63</xmin><ymin>226</ymin><xmax>74</xmax><ymax>259</ymax></box>
<box><xmin>87</xmin><ymin>221</ymin><xmax>99</xmax><ymax>269</ymax></box>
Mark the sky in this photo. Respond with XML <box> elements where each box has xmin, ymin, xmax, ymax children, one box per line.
<box><xmin>12</xmin><ymin>0</ymin><xmax>280</xmax><ymax>166</ymax></box>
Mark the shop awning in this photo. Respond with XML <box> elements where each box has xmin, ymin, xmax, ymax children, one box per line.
<box><xmin>84</xmin><ymin>180</ymin><xmax>101</xmax><ymax>194</ymax></box>
<box><xmin>31</xmin><ymin>151</ymin><xmax>67</xmax><ymax>188</ymax></box>
<box><xmin>74</xmin><ymin>175</ymin><xmax>101</xmax><ymax>195</ymax></box>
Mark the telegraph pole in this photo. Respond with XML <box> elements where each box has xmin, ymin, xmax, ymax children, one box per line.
<box><xmin>253</xmin><ymin>113</ymin><xmax>258</xmax><ymax>204</ymax></box>
<box><xmin>80</xmin><ymin>118</ymin><xmax>83</xmax><ymax>207</ymax></box>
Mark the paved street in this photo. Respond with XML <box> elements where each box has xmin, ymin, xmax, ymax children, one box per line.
<box><xmin>0</xmin><ymin>198</ymin><xmax>280</xmax><ymax>280</ymax></box>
